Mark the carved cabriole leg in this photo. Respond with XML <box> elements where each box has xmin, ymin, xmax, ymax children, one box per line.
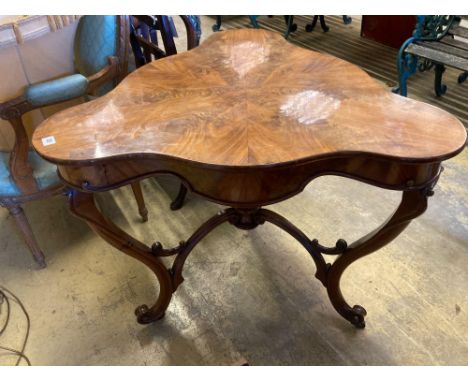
<box><xmin>68</xmin><ymin>189</ymin><xmax>173</xmax><ymax>324</ymax></box>
<box><xmin>6</xmin><ymin>204</ymin><xmax>46</xmax><ymax>268</ymax></box>
<box><xmin>130</xmin><ymin>182</ymin><xmax>148</xmax><ymax>222</ymax></box>
<box><xmin>326</xmin><ymin>189</ymin><xmax>432</xmax><ymax>328</ymax></box>
<box><xmin>170</xmin><ymin>183</ymin><xmax>187</xmax><ymax>211</ymax></box>
<box><xmin>245</xmin><ymin>188</ymin><xmax>432</xmax><ymax>328</ymax></box>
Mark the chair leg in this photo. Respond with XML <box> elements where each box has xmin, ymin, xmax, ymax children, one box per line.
<box><xmin>342</xmin><ymin>15</ymin><xmax>352</xmax><ymax>25</ymax></box>
<box><xmin>212</xmin><ymin>15</ymin><xmax>222</xmax><ymax>32</ymax></box>
<box><xmin>393</xmin><ymin>50</ymin><xmax>418</xmax><ymax>97</ymax></box>
<box><xmin>318</xmin><ymin>16</ymin><xmax>330</xmax><ymax>32</ymax></box>
<box><xmin>458</xmin><ymin>71</ymin><xmax>468</xmax><ymax>84</ymax></box>
<box><xmin>393</xmin><ymin>71</ymin><xmax>409</xmax><ymax>96</ymax></box>
<box><xmin>248</xmin><ymin>16</ymin><xmax>260</xmax><ymax>29</ymax></box>
<box><xmin>283</xmin><ymin>16</ymin><xmax>297</xmax><ymax>39</ymax></box>
<box><xmin>130</xmin><ymin>182</ymin><xmax>148</xmax><ymax>222</ymax></box>
<box><xmin>305</xmin><ymin>16</ymin><xmax>319</xmax><ymax>32</ymax></box>
<box><xmin>434</xmin><ymin>63</ymin><xmax>447</xmax><ymax>97</ymax></box>
<box><xmin>7</xmin><ymin>204</ymin><xmax>46</xmax><ymax>268</ymax></box>
<box><xmin>305</xmin><ymin>16</ymin><xmax>329</xmax><ymax>33</ymax></box>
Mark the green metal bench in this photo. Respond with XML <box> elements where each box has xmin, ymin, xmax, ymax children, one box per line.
<box><xmin>394</xmin><ymin>15</ymin><xmax>468</xmax><ymax>97</ymax></box>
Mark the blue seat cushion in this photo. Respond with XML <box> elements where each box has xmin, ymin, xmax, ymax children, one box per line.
<box><xmin>25</xmin><ymin>74</ymin><xmax>89</xmax><ymax>107</ymax></box>
<box><xmin>0</xmin><ymin>151</ymin><xmax>59</xmax><ymax>197</ymax></box>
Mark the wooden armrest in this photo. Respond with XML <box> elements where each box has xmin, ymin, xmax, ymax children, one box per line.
<box><xmin>0</xmin><ymin>96</ymin><xmax>38</xmax><ymax>193</ymax></box>
<box><xmin>0</xmin><ymin>96</ymin><xmax>34</xmax><ymax>121</ymax></box>
<box><xmin>134</xmin><ymin>34</ymin><xmax>167</xmax><ymax>59</ymax></box>
<box><xmin>0</xmin><ymin>56</ymin><xmax>121</xmax><ymax>193</ymax></box>
<box><xmin>86</xmin><ymin>56</ymin><xmax>120</xmax><ymax>95</ymax></box>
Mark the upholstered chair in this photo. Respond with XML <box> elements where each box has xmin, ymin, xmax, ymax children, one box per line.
<box><xmin>0</xmin><ymin>15</ymin><xmax>148</xmax><ymax>268</ymax></box>
<box><xmin>129</xmin><ymin>15</ymin><xmax>201</xmax><ymax>210</ymax></box>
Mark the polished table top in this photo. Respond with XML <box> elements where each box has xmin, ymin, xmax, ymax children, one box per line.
<box><xmin>33</xmin><ymin>29</ymin><xmax>466</xmax><ymax>167</ymax></box>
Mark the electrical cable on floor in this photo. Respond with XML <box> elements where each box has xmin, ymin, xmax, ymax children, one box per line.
<box><xmin>0</xmin><ymin>286</ymin><xmax>31</xmax><ymax>366</ymax></box>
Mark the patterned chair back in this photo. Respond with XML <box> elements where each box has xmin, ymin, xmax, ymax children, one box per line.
<box><xmin>74</xmin><ymin>15</ymin><xmax>119</xmax><ymax>77</ymax></box>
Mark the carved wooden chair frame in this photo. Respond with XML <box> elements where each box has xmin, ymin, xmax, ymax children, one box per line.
<box><xmin>0</xmin><ymin>15</ymin><xmax>148</xmax><ymax>268</ymax></box>
<box><xmin>130</xmin><ymin>15</ymin><xmax>200</xmax><ymax>67</ymax></box>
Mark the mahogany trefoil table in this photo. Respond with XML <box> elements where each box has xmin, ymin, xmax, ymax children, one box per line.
<box><xmin>32</xmin><ymin>29</ymin><xmax>467</xmax><ymax>329</ymax></box>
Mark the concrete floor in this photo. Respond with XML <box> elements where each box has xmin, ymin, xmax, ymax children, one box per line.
<box><xmin>0</xmin><ymin>16</ymin><xmax>467</xmax><ymax>366</ymax></box>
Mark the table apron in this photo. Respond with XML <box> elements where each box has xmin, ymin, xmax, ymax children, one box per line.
<box><xmin>57</xmin><ymin>156</ymin><xmax>442</xmax><ymax>207</ymax></box>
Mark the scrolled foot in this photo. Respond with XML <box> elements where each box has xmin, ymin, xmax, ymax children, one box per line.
<box><xmin>135</xmin><ymin>304</ymin><xmax>165</xmax><ymax>324</ymax></box>
<box><xmin>35</xmin><ymin>254</ymin><xmax>47</xmax><ymax>269</ymax></box>
<box><xmin>324</xmin><ymin>190</ymin><xmax>431</xmax><ymax>328</ymax></box>
<box><xmin>69</xmin><ymin>190</ymin><xmax>174</xmax><ymax>325</ymax></box>
<box><xmin>170</xmin><ymin>200</ymin><xmax>183</xmax><ymax>210</ymax></box>
<box><xmin>349</xmin><ymin>305</ymin><xmax>367</xmax><ymax>329</ymax></box>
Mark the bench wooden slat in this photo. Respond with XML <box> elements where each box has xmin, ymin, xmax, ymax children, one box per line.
<box><xmin>417</xmin><ymin>41</ymin><xmax>468</xmax><ymax>60</ymax></box>
<box><xmin>440</xmin><ymin>36</ymin><xmax>468</xmax><ymax>52</ymax></box>
<box><xmin>449</xmin><ymin>26</ymin><xmax>468</xmax><ymax>39</ymax></box>
<box><xmin>406</xmin><ymin>44</ymin><xmax>468</xmax><ymax>71</ymax></box>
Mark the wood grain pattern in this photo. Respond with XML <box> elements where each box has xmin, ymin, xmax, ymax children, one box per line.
<box><xmin>32</xmin><ymin>29</ymin><xmax>466</xmax><ymax>168</ymax></box>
